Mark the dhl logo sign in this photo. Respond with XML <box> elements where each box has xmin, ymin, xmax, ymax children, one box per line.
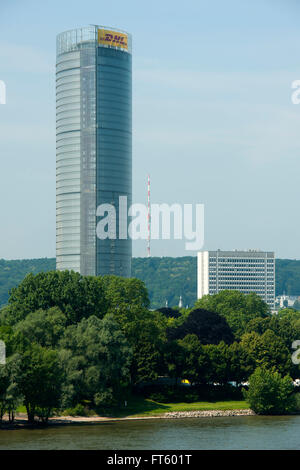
<box><xmin>98</xmin><ymin>29</ymin><xmax>128</xmax><ymax>50</ymax></box>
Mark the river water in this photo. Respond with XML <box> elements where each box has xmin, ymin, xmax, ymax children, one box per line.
<box><xmin>0</xmin><ymin>415</ymin><xmax>300</xmax><ymax>450</ymax></box>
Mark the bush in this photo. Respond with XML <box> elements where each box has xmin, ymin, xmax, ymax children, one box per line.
<box><xmin>184</xmin><ymin>393</ymin><xmax>199</xmax><ymax>403</ymax></box>
<box><xmin>293</xmin><ymin>391</ymin><xmax>300</xmax><ymax>411</ymax></box>
<box><xmin>142</xmin><ymin>385</ymin><xmax>191</xmax><ymax>403</ymax></box>
<box><xmin>62</xmin><ymin>403</ymin><xmax>88</xmax><ymax>416</ymax></box>
<box><xmin>192</xmin><ymin>383</ymin><xmax>243</xmax><ymax>401</ymax></box>
<box><xmin>141</xmin><ymin>382</ymin><xmax>243</xmax><ymax>403</ymax></box>
<box><xmin>244</xmin><ymin>367</ymin><xmax>295</xmax><ymax>415</ymax></box>
<box><xmin>148</xmin><ymin>392</ymin><xmax>168</xmax><ymax>403</ymax></box>
<box><xmin>94</xmin><ymin>390</ymin><xmax>117</xmax><ymax>409</ymax></box>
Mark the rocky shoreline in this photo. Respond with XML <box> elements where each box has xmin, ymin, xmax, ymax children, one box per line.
<box><xmin>163</xmin><ymin>409</ymin><xmax>255</xmax><ymax>418</ymax></box>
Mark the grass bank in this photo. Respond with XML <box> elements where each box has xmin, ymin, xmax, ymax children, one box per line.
<box><xmin>16</xmin><ymin>396</ymin><xmax>249</xmax><ymax>420</ymax></box>
<box><xmin>97</xmin><ymin>396</ymin><xmax>249</xmax><ymax>418</ymax></box>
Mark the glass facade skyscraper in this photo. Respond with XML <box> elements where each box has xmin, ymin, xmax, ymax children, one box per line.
<box><xmin>56</xmin><ymin>26</ymin><xmax>132</xmax><ymax>277</ymax></box>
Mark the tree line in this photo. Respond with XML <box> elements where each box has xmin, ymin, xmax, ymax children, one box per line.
<box><xmin>1</xmin><ymin>257</ymin><xmax>300</xmax><ymax>309</ymax></box>
<box><xmin>0</xmin><ymin>271</ymin><xmax>300</xmax><ymax>423</ymax></box>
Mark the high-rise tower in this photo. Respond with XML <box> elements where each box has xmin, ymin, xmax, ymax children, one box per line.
<box><xmin>56</xmin><ymin>26</ymin><xmax>132</xmax><ymax>277</ymax></box>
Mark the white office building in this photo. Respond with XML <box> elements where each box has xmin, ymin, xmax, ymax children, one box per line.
<box><xmin>197</xmin><ymin>250</ymin><xmax>275</xmax><ymax>309</ymax></box>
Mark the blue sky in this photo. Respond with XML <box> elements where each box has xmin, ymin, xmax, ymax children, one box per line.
<box><xmin>0</xmin><ymin>0</ymin><xmax>300</xmax><ymax>259</ymax></box>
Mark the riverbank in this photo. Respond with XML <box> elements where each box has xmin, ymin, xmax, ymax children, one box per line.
<box><xmin>52</xmin><ymin>408</ymin><xmax>255</xmax><ymax>423</ymax></box>
<box><xmin>0</xmin><ymin>407</ymin><xmax>255</xmax><ymax>429</ymax></box>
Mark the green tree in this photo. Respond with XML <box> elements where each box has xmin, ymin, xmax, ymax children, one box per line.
<box><xmin>244</xmin><ymin>367</ymin><xmax>295</xmax><ymax>415</ymax></box>
<box><xmin>129</xmin><ymin>319</ymin><xmax>164</xmax><ymax>384</ymax></box>
<box><xmin>167</xmin><ymin>308</ymin><xmax>234</xmax><ymax>345</ymax></box>
<box><xmin>0</xmin><ymin>363</ymin><xmax>11</xmax><ymax>422</ymax></box>
<box><xmin>246</xmin><ymin>312</ymin><xmax>300</xmax><ymax>351</ymax></box>
<box><xmin>203</xmin><ymin>342</ymin><xmax>232</xmax><ymax>385</ymax></box>
<box><xmin>156</xmin><ymin>307</ymin><xmax>182</xmax><ymax>319</ymax></box>
<box><xmin>2</xmin><ymin>256</ymin><xmax>300</xmax><ymax>311</ymax></box>
<box><xmin>14</xmin><ymin>307</ymin><xmax>67</xmax><ymax>348</ymax></box>
<box><xmin>16</xmin><ymin>344</ymin><xmax>64</xmax><ymax>423</ymax></box>
<box><xmin>195</xmin><ymin>290</ymin><xmax>270</xmax><ymax>338</ymax></box>
<box><xmin>276</xmin><ymin>308</ymin><xmax>300</xmax><ymax>320</ymax></box>
<box><xmin>240</xmin><ymin>330</ymin><xmax>291</xmax><ymax>376</ymax></box>
<box><xmin>203</xmin><ymin>341</ymin><xmax>252</xmax><ymax>386</ymax></box>
<box><xmin>111</xmin><ymin>303</ymin><xmax>167</xmax><ymax>385</ymax></box>
<box><xmin>0</xmin><ymin>325</ymin><xmax>15</xmax><ymax>356</ymax></box>
<box><xmin>178</xmin><ymin>334</ymin><xmax>205</xmax><ymax>385</ymax></box>
<box><xmin>0</xmin><ymin>354</ymin><xmax>22</xmax><ymax>423</ymax></box>
<box><xmin>59</xmin><ymin>314</ymin><xmax>132</xmax><ymax>408</ymax></box>
<box><xmin>227</xmin><ymin>341</ymin><xmax>253</xmax><ymax>384</ymax></box>
<box><xmin>5</xmin><ymin>271</ymin><xmax>108</xmax><ymax>326</ymax></box>
<box><xmin>163</xmin><ymin>339</ymin><xmax>186</xmax><ymax>385</ymax></box>
<box><xmin>245</xmin><ymin>317</ymin><xmax>268</xmax><ymax>336</ymax></box>
<box><xmin>102</xmin><ymin>275</ymin><xmax>150</xmax><ymax>310</ymax></box>
<box><xmin>164</xmin><ymin>335</ymin><xmax>210</xmax><ymax>387</ymax></box>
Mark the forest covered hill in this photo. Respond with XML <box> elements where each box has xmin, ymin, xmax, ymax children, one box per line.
<box><xmin>0</xmin><ymin>257</ymin><xmax>299</xmax><ymax>309</ymax></box>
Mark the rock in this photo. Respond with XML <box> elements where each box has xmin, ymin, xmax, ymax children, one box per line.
<box><xmin>163</xmin><ymin>409</ymin><xmax>255</xmax><ymax>419</ymax></box>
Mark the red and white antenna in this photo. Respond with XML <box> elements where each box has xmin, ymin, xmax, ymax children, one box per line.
<box><xmin>147</xmin><ymin>174</ymin><xmax>151</xmax><ymax>257</ymax></box>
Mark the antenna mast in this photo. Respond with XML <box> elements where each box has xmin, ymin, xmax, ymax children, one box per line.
<box><xmin>147</xmin><ymin>174</ymin><xmax>151</xmax><ymax>257</ymax></box>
